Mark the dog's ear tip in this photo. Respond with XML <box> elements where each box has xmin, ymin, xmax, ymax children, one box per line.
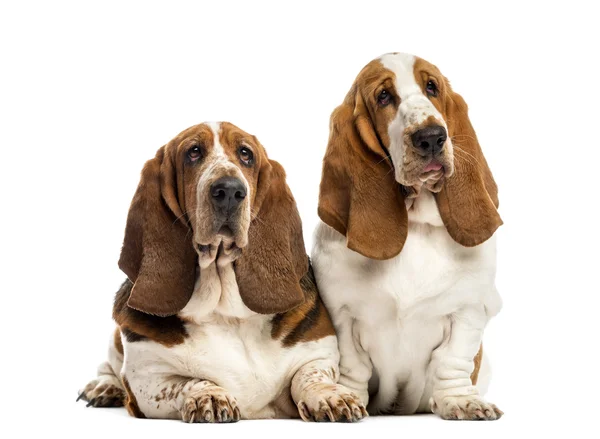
<box><xmin>347</xmin><ymin>234</ymin><xmax>405</xmax><ymax>260</ymax></box>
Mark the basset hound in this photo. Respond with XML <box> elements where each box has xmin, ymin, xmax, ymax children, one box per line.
<box><xmin>78</xmin><ymin>122</ymin><xmax>367</xmax><ymax>422</ymax></box>
<box><xmin>312</xmin><ymin>53</ymin><xmax>504</xmax><ymax>420</ymax></box>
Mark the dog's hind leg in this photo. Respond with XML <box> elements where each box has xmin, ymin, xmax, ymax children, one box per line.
<box><xmin>77</xmin><ymin>327</ymin><xmax>126</xmax><ymax>408</ymax></box>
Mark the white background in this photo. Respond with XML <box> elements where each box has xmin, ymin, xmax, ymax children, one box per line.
<box><xmin>1</xmin><ymin>0</ymin><xmax>598</xmax><ymax>437</ymax></box>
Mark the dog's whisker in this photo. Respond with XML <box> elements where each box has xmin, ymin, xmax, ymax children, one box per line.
<box><xmin>452</xmin><ymin>143</ymin><xmax>480</xmax><ymax>168</ymax></box>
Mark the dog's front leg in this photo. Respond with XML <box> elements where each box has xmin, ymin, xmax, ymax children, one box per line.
<box><xmin>333</xmin><ymin>313</ymin><xmax>372</xmax><ymax>406</ymax></box>
<box><xmin>123</xmin><ymin>374</ymin><xmax>240</xmax><ymax>423</ymax></box>
<box><xmin>291</xmin><ymin>359</ymin><xmax>367</xmax><ymax>422</ymax></box>
<box><xmin>430</xmin><ymin>305</ymin><xmax>503</xmax><ymax>420</ymax></box>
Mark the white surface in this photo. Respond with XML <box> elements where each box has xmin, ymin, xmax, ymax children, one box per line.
<box><xmin>1</xmin><ymin>0</ymin><xmax>598</xmax><ymax>437</ymax></box>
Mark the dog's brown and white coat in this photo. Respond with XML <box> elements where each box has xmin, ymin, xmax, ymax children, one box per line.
<box><xmin>79</xmin><ymin>122</ymin><xmax>366</xmax><ymax>422</ymax></box>
<box><xmin>312</xmin><ymin>53</ymin><xmax>503</xmax><ymax>420</ymax></box>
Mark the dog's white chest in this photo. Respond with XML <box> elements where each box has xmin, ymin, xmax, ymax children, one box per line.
<box><xmin>172</xmin><ymin>317</ymin><xmax>291</xmax><ymax>417</ymax></box>
<box><xmin>172</xmin><ymin>262</ymin><xmax>299</xmax><ymax>418</ymax></box>
<box><xmin>313</xmin><ymin>190</ymin><xmax>500</xmax><ymax>413</ymax></box>
<box><xmin>327</xmin><ymin>191</ymin><xmax>496</xmax><ymax>315</ymax></box>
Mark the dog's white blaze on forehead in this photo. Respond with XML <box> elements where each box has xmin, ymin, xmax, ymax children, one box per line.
<box><xmin>200</xmin><ymin>120</ymin><xmax>239</xmax><ymax>177</ymax></box>
<box><xmin>379</xmin><ymin>53</ymin><xmax>420</xmax><ymax>100</ymax></box>
<box><xmin>379</xmin><ymin>53</ymin><xmax>444</xmax><ymax>126</ymax></box>
<box><xmin>198</xmin><ymin>121</ymin><xmax>251</xmax><ymax>214</ymax></box>
<box><xmin>206</xmin><ymin>121</ymin><xmax>225</xmax><ymax>157</ymax></box>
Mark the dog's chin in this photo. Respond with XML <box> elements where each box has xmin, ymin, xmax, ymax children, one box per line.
<box><xmin>195</xmin><ymin>226</ymin><xmax>248</xmax><ymax>268</ymax></box>
<box><xmin>396</xmin><ymin>159</ymin><xmax>454</xmax><ymax>196</ymax></box>
<box><xmin>395</xmin><ymin>169</ymin><xmax>434</xmax><ymax>190</ymax></box>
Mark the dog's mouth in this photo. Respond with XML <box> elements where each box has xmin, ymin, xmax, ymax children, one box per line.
<box><xmin>217</xmin><ymin>224</ymin><xmax>234</xmax><ymax>238</ymax></box>
<box><xmin>423</xmin><ymin>159</ymin><xmax>444</xmax><ymax>173</ymax></box>
<box><xmin>196</xmin><ymin>239</ymin><xmax>242</xmax><ymax>267</ymax></box>
<box><xmin>195</xmin><ymin>220</ymin><xmax>247</xmax><ymax>267</ymax></box>
<box><xmin>197</xmin><ymin>240</ymin><xmax>239</xmax><ymax>255</ymax></box>
<box><xmin>418</xmin><ymin>159</ymin><xmax>446</xmax><ymax>184</ymax></box>
<box><xmin>395</xmin><ymin>154</ymin><xmax>455</xmax><ymax>196</ymax></box>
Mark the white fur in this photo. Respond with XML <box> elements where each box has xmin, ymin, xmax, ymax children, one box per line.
<box><xmin>122</xmin><ymin>259</ymin><xmax>341</xmax><ymax>419</ymax></box>
<box><xmin>198</xmin><ymin>121</ymin><xmax>250</xmax><ymax>202</ymax></box>
<box><xmin>312</xmin><ymin>189</ymin><xmax>502</xmax><ymax>416</ymax></box>
<box><xmin>88</xmin><ymin>123</ymin><xmax>356</xmax><ymax>421</ymax></box>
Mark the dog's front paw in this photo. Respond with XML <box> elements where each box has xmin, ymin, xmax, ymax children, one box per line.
<box><xmin>77</xmin><ymin>378</ymin><xmax>125</xmax><ymax>408</ymax></box>
<box><xmin>431</xmin><ymin>395</ymin><xmax>503</xmax><ymax>420</ymax></box>
<box><xmin>297</xmin><ymin>384</ymin><xmax>367</xmax><ymax>422</ymax></box>
<box><xmin>181</xmin><ymin>386</ymin><xmax>240</xmax><ymax>423</ymax></box>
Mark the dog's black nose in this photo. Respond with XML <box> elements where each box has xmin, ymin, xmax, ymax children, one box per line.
<box><xmin>210</xmin><ymin>177</ymin><xmax>247</xmax><ymax>214</ymax></box>
<box><xmin>411</xmin><ymin>125</ymin><xmax>447</xmax><ymax>155</ymax></box>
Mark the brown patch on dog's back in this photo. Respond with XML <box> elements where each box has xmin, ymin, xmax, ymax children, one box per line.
<box><xmin>122</xmin><ymin>377</ymin><xmax>146</xmax><ymax>419</ymax></box>
<box><xmin>113</xmin><ymin>327</ymin><xmax>124</xmax><ymax>356</ymax></box>
<box><xmin>471</xmin><ymin>344</ymin><xmax>483</xmax><ymax>385</ymax></box>
<box><xmin>271</xmin><ymin>265</ymin><xmax>335</xmax><ymax>347</ymax></box>
<box><xmin>113</xmin><ymin>280</ymin><xmax>188</xmax><ymax>347</ymax></box>
<box><xmin>121</xmin><ymin>327</ymin><xmax>147</xmax><ymax>343</ymax></box>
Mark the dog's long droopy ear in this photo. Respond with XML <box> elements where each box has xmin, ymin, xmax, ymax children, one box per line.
<box><xmin>317</xmin><ymin>90</ymin><xmax>408</xmax><ymax>260</ymax></box>
<box><xmin>118</xmin><ymin>146</ymin><xmax>197</xmax><ymax>316</ymax></box>
<box><xmin>235</xmin><ymin>159</ymin><xmax>307</xmax><ymax>314</ymax></box>
<box><xmin>435</xmin><ymin>89</ymin><xmax>503</xmax><ymax>247</ymax></box>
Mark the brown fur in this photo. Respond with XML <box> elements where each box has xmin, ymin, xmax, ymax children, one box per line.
<box><xmin>318</xmin><ymin>56</ymin><xmax>502</xmax><ymax>259</ymax></box>
<box><xmin>318</xmin><ymin>68</ymin><xmax>408</xmax><ymax>260</ymax></box>
<box><xmin>235</xmin><ymin>160</ymin><xmax>308</xmax><ymax>314</ymax></box>
<box><xmin>271</xmin><ymin>265</ymin><xmax>335</xmax><ymax>346</ymax></box>
<box><xmin>122</xmin><ymin>377</ymin><xmax>146</xmax><ymax>419</ymax></box>
<box><xmin>113</xmin><ymin>327</ymin><xmax>124</xmax><ymax>356</ymax></box>
<box><xmin>113</xmin><ymin>280</ymin><xmax>188</xmax><ymax>347</ymax></box>
<box><xmin>153</xmin><ymin>381</ymin><xmax>189</xmax><ymax>403</ymax></box>
<box><xmin>415</xmin><ymin>57</ymin><xmax>502</xmax><ymax>246</ymax></box>
<box><xmin>471</xmin><ymin>344</ymin><xmax>484</xmax><ymax>385</ymax></box>
<box><xmin>119</xmin><ymin>145</ymin><xmax>197</xmax><ymax>317</ymax></box>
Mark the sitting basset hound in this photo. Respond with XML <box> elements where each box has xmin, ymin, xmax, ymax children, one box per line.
<box><xmin>312</xmin><ymin>53</ymin><xmax>504</xmax><ymax>420</ymax></box>
<box><xmin>78</xmin><ymin>122</ymin><xmax>367</xmax><ymax>423</ymax></box>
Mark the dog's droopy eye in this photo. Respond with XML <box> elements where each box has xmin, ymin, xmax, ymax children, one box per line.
<box><xmin>239</xmin><ymin>147</ymin><xmax>254</xmax><ymax>167</ymax></box>
<box><xmin>426</xmin><ymin>80</ymin><xmax>439</xmax><ymax>97</ymax></box>
<box><xmin>187</xmin><ymin>146</ymin><xmax>202</xmax><ymax>162</ymax></box>
<box><xmin>377</xmin><ymin>90</ymin><xmax>392</xmax><ymax>106</ymax></box>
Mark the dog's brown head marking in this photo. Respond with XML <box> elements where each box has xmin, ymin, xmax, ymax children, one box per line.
<box><xmin>118</xmin><ymin>122</ymin><xmax>308</xmax><ymax>316</ymax></box>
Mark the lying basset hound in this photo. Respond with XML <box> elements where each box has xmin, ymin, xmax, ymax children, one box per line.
<box><xmin>78</xmin><ymin>122</ymin><xmax>367</xmax><ymax>423</ymax></box>
<box><xmin>312</xmin><ymin>53</ymin><xmax>504</xmax><ymax>420</ymax></box>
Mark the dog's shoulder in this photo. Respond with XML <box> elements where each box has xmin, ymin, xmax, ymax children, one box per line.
<box><xmin>271</xmin><ymin>264</ymin><xmax>336</xmax><ymax>347</ymax></box>
<box><xmin>112</xmin><ymin>279</ymin><xmax>188</xmax><ymax>347</ymax></box>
